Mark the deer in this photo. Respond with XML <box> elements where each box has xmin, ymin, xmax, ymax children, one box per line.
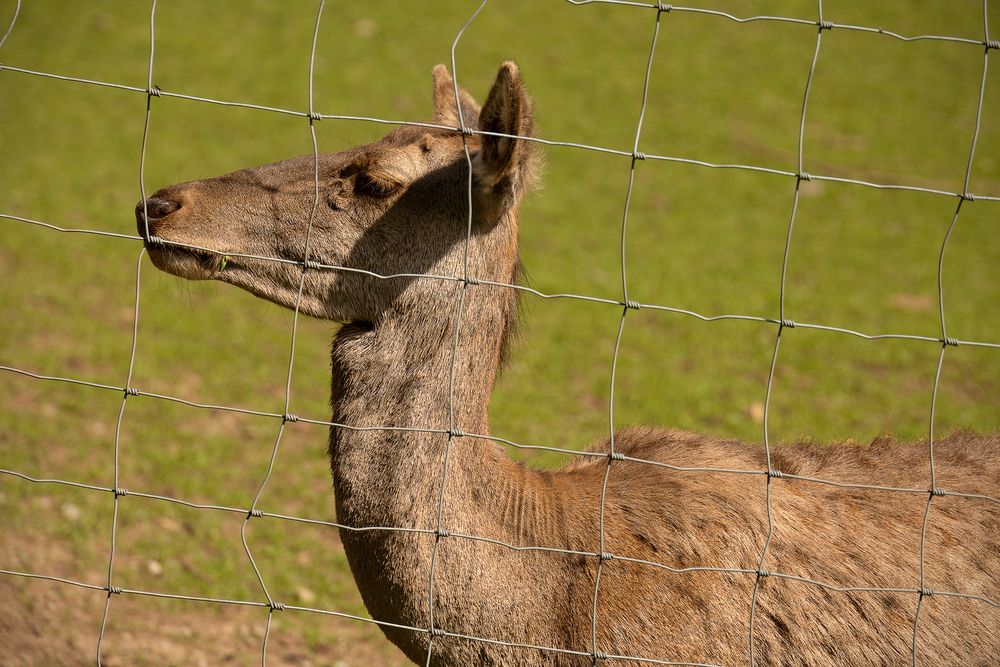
<box><xmin>136</xmin><ymin>62</ymin><xmax>999</xmax><ymax>666</ymax></box>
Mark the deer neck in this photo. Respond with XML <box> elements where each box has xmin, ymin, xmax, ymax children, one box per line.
<box><xmin>328</xmin><ymin>271</ymin><xmax>517</xmax><ymax>533</ymax></box>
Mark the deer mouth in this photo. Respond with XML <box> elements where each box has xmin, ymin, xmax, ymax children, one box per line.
<box><xmin>145</xmin><ymin>241</ymin><xmax>225</xmax><ymax>281</ymax></box>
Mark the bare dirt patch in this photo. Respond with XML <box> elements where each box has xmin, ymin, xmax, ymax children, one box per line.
<box><xmin>0</xmin><ymin>533</ymin><xmax>408</xmax><ymax>667</ymax></box>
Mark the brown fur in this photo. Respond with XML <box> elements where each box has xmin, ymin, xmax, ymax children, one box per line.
<box><xmin>137</xmin><ymin>62</ymin><xmax>999</xmax><ymax>666</ymax></box>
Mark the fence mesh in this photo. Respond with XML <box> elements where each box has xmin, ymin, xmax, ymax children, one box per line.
<box><xmin>1</xmin><ymin>0</ymin><xmax>998</xmax><ymax>665</ymax></box>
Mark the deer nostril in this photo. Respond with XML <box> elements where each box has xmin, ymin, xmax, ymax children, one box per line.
<box><xmin>138</xmin><ymin>197</ymin><xmax>181</xmax><ymax>220</ymax></box>
<box><xmin>135</xmin><ymin>196</ymin><xmax>182</xmax><ymax>240</ymax></box>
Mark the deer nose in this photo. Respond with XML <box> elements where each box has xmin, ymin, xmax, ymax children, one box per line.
<box><xmin>135</xmin><ymin>196</ymin><xmax>181</xmax><ymax>238</ymax></box>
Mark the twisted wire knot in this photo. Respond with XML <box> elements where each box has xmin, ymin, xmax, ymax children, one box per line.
<box><xmin>757</xmin><ymin>568</ymin><xmax>771</xmax><ymax>578</ymax></box>
<box><xmin>124</xmin><ymin>386</ymin><xmax>139</xmax><ymax>397</ymax></box>
<box><xmin>797</xmin><ymin>171</ymin><xmax>812</xmax><ymax>182</ymax></box>
<box><xmin>943</xmin><ymin>337</ymin><xmax>959</xmax><ymax>347</ymax></box>
<box><xmin>108</xmin><ymin>585</ymin><xmax>123</xmax><ymax>595</ymax></box>
<box><xmin>269</xmin><ymin>601</ymin><xmax>286</xmax><ymax>611</ymax></box>
<box><xmin>464</xmin><ymin>276</ymin><xmax>480</xmax><ymax>286</ymax></box>
<box><xmin>609</xmin><ymin>451</ymin><xmax>625</xmax><ymax>462</ymax></box>
<box><xmin>303</xmin><ymin>259</ymin><xmax>323</xmax><ymax>270</ymax></box>
<box><xmin>930</xmin><ymin>487</ymin><xmax>945</xmax><ymax>497</ymax></box>
<box><xmin>818</xmin><ymin>20</ymin><xmax>834</xmax><ymax>30</ymax></box>
<box><xmin>780</xmin><ymin>318</ymin><xmax>796</xmax><ymax>329</ymax></box>
<box><xmin>430</xmin><ymin>627</ymin><xmax>445</xmax><ymax>637</ymax></box>
<box><xmin>308</xmin><ymin>111</ymin><xmax>322</xmax><ymax>122</ymax></box>
<box><xmin>632</xmin><ymin>151</ymin><xmax>646</xmax><ymax>161</ymax></box>
<box><xmin>987</xmin><ymin>39</ymin><xmax>1000</xmax><ymax>50</ymax></box>
<box><xmin>600</xmin><ymin>551</ymin><xmax>615</xmax><ymax>561</ymax></box>
<box><xmin>248</xmin><ymin>508</ymin><xmax>263</xmax><ymax>518</ymax></box>
<box><xmin>460</xmin><ymin>126</ymin><xmax>474</xmax><ymax>136</ymax></box>
<box><xmin>449</xmin><ymin>428</ymin><xmax>465</xmax><ymax>438</ymax></box>
<box><xmin>960</xmin><ymin>192</ymin><xmax>976</xmax><ymax>202</ymax></box>
<box><xmin>593</xmin><ymin>650</ymin><xmax>609</xmax><ymax>661</ymax></box>
<box><xmin>920</xmin><ymin>587</ymin><xmax>934</xmax><ymax>597</ymax></box>
<box><xmin>436</xmin><ymin>528</ymin><xmax>451</xmax><ymax>539</ymax></box>
<box><xmin>656</xmin><ymin>2</ymin><xmax>671</xmax><ymax>13</ymax></box>
<box><xmin>146</xmin><ymin>234</ymin><xmax>163</xmax><ymax>245</ymax></box>
<box><xmin>283</xmin><ymin>413</ymin><xmax>300</xmax><ymax>423</ymax></box>
<box><xmin>147</xmin><ymin>85</ymin><xmax>161</xmax><ymax>97</ymax></box>
<box><xmin>625</xmin><ymin>299</ymin><xmax>641</xmax><ymax>310</ymax></box>
<box><xmin>768</xmin><ymin>469</ymin><xmax>783</xmax><ymax>480</ymax></box>
<box><xmin>114</xmin><ymin>487</ymin><xmax>129</xmax><ymax>497</ymax></box>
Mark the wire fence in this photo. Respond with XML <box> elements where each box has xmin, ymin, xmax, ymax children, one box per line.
<box><xmin>1</xmin><ymin>0</ymin><xmax>998</xmax><ymax>665</ymax></box>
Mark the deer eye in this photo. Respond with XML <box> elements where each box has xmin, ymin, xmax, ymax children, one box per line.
<box><xmin>354</xmin><ymin>170</ymin><xmax>401</xmax><ymax>198</ymax></box>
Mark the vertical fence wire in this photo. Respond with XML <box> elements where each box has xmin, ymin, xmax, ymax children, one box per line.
<box><xmin>425</xmin><ymin>3</ymin><xmax>490</xmax><ymax>663</ymax></box>
<box><xmin>236</xmin><ymin>2</ymin><xmax>327</xmax><ymax>665</ymax></box>
<box><xmin>747</xmin><ymin>1</ymin><xmax>826</xmax><ymax>664</ymax></box>
<box><xmin>0</xmin><ymin>2</ymin><xmax>998</xmax><ymax>666</ymax></box>
<box><xmin>0</xmin><ymin>0</ymin><xmax>18</xmax><ymax>50</ymax></box>
<box><xmin>910</xmin><ymin>2</ymin><xmax>993</xmax><ymax>663</ymax></box>
<box><xmin>94</xmin><ymin>248</ymin><xmax>145</xmax><ymax>665</ymax></box>
<box><xmin>589</xmin><ymin>5</ymin><xmax>665</xmax><ymax>664</ymax></box>
<box><xmin>96</xmin><ymin>1</ymin><xmax>159</xmax><ymax>663</ymax></box>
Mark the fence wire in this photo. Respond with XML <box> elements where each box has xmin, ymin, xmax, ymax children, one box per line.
<box><xmin>0</xmin><ymin>0</ymin><xmax>998</xmax><ymax>666</ymax></box>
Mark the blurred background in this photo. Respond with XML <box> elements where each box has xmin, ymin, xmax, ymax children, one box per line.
<box><xmin>1</xmin><ymin>0</ymin><xmax>998</xmax><ymax>664</ymax></box>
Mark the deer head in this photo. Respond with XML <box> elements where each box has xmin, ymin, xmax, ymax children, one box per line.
<box><xmin>136</xmin><ymin>62</ymin><xmax>537</xmax><ymax>324</ymax></box>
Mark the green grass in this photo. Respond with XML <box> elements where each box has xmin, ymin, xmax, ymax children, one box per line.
<box><xmin>1</xmin><ymin>1</ymin><xmax>998</xmax><ymax>664</ymax></box>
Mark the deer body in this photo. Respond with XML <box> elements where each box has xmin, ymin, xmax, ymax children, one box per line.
<box><xmin>139</xmin><ymin>63</ymin><xmax>999</xmax><ymax>666</ymax></box>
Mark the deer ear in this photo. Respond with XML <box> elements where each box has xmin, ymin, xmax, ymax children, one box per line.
<box><xmin>474</xmin><ymin>61</ymin><xmax>535</xmax><ymax>191</ymax></box>
<box><xmin>432</xmin><ymin>64</ymin><xmax>481</xmax><ymax>128</ymax></box>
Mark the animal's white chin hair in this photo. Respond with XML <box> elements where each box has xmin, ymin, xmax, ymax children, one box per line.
<box><xmin>146</xmin><ymin>244</ymin><xmax>221</xmax><ymax>281</ymax></box>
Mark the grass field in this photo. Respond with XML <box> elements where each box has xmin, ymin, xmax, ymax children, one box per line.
<box><xmin>1</xmin><ymin>1</ymin><xmax>998</xmax><ymax>664</ymax></box>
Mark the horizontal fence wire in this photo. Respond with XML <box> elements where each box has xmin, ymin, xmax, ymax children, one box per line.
<box><xmin>3</xmin><ymin>214</ymin><xmax>1000</xmax><ymax>351</ymax></box>
<box><xmin>3</xmin><ymin>61</ymin><xmax>1000</xmax><ymax>203</ymax></box>
<box><xmin>0</xmin><ymin>0</ymin><xmax>998</xmax><ymax>665</ymax></box>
